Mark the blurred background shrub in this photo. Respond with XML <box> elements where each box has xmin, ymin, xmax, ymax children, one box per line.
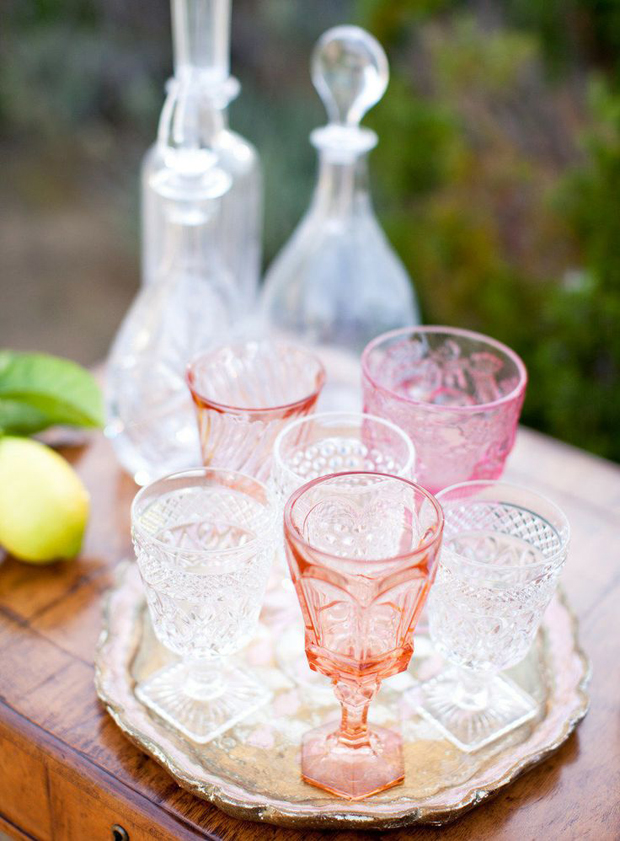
<box><xmin>1</xmin><ymin>0</ymin><xmax>619</xmax><ymax>459</ymax></box>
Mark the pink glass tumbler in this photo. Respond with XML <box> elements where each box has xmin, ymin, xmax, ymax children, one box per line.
<box><xmin>284</xmin><ymin>472</ymin><xmax>444</xmax><ymax>799</ymax></box>
<box><xmin>362</xmin><ymin>327</ymin><xmax>527</xmax><ymax>494</ymax></box>
<box><xmin>187</xmin><ymin>340</ymin><xmax>325</xmax><ymax>482</ymax></box>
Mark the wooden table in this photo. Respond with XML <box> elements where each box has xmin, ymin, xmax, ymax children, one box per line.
<box><xmin>0</xmin><ymin>429</ymin><xmax>618</xmax><ymax>841</ymax></box>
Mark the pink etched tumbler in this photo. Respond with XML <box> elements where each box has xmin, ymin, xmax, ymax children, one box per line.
<box><xmin>362</xmin><ymin>327</ymin><xmax>527</xmax><ymax>494</ymax></box>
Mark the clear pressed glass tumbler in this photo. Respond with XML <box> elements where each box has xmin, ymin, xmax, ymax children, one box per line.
<box><xmin>187</xmin><ymin>340</ymin><xmax>325</xmax><ymax>482</ymax></box>
<box><xmin>132</xmin><ymin>468</ymin><xmax>276</xmax><ymax>744</ymax></box>
<box><xmin>284</xmin><ymin>472</ymin><xmax>443</xmax><ymax>799</ymax></box>
<box><xmin>416</xmin><ymin>481</ymin><xmax>570</xmax><ymax>752</ymax></box>
<box><xmin>362</xmin><ymin>326</ymin><xmax>527</xmax><ymax>493</ymax></box>
<box><xmin>272</xmin><ymin>411</ymin><xmax>416</xmax><ymax>504</ymax></box>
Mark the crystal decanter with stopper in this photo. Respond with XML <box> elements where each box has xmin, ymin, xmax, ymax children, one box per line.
<box><xmin>260</xmin><ymin>26</ymin><xmax>420</xmax><ymax>410</ymax></box>
<box><xmin>106</xmin><ymin>0</ymin><xmax>260</xmax><ymax>485</ymax></box>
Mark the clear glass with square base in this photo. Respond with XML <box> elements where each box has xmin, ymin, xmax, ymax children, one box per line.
<box><xmin>131</xmin><ymin>468</ymin><xmax>275</xmax><ymax>743</ymax></box>
<box><xmin>416</xmin><ymin>481</ymin><xmax>569</xmax><ymax>752</ymax></box>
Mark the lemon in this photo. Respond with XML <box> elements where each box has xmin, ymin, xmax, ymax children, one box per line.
<box><xmin>0</xmin><ymin>436</ymin><xmax>89</xmax><ymax>563</ymax></box>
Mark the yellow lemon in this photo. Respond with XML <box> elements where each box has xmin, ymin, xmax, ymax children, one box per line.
<box><xmin>0</xmin><ymin>436</ymin><xmax>89</xmax><ymax>563</ymax></box>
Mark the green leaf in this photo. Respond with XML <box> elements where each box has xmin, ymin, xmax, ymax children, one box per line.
<box><xmin>0</xmin><ymin>398</ymin><xmax>51</xmax><ymax>435</ymax></box>
<box><xmin>0</xmin><ymin>351</ymin><xmax>104</xmax><ymax>431</ymax></box>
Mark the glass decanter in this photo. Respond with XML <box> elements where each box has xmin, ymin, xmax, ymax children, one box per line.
<box><xmin>106</xmin><ymin>173</ymin><xmax>237</xmax><ymax>486</ymax></box>
<box><xmin>260</xmin><ymin>26</ymin><xmax>420</xmax><ymax>410</ymax></box>
<box><xmin>142</xmin><ymin>0</ymin><xmax>261</xmax><ymax>311</ymax></box>
<box><xmin>107</xmin><ymin>0</ymin><xmax>262</xmax><ymax>484</ymax></box>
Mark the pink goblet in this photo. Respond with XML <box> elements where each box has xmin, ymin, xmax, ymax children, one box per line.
<box><xmin>284</xmin><ymin>472</ymin><xmax>444</xmax><ymax>799</ymax></box>
<box><xmin>362</xmin><ymin>327</ymin><xmax>527</xmax><ymax>494</ymax></box>
<box><xmin>187</xmin><ymin>340</ymin><xmax>325</xmax><ymax>481</ymax></box>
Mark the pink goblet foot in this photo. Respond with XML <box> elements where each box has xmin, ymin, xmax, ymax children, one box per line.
<box><xmin>302</xmin><ymin>722</ymin><xmax>404</xmax><ymax>800</ymax></box>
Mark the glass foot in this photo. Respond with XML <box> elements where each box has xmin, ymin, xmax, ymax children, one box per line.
<box><xmin>415</xmin><ymin>668</ymin><xmax>537</xmax><ymax>752</ymax></box>
<box><xmin>136</xmin><ymin>662</ymin><xmax>271</xmax><ymax>744</ymax></box>
<box><xmin>301</xmin><ymin>722</ymin><xmax>404</xmax><ymax>800</ymax></box>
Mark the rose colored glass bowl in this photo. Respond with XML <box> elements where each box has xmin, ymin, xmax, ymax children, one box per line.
<box><xmin>284</xmin><ymin>472</ymin><xmax>444</xmax><ymax>800</ymax></box>
<box><xmin>187</xmin><ymin>340</ymin><xmax>325</xmax><ymax>482</ymax></box>
<box><xmin>268</xmin><ymin>411</ymin><xmax>416</xmax><ymax>682</ymax></box>
<box><xmin>361</xmin><ymin>326</ymin><xmax>527</xmax><ymax>494</ymax></box>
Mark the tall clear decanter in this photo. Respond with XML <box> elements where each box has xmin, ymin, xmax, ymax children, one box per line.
<box><xmin>142</xmin><ymin>0</ymin><xmax>261</xmax><ymax>303</ymax></box>
<box><xmin>106</xmin><ymin>0</ymin><xmax>260</xmax><ymax>485</ymax></box>
<box><xmin>260</xmin><ymin>26</ymin><xmax>420</xmax><ymax>410</ymax></box>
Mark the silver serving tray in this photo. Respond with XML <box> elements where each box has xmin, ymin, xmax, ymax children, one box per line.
<box><xmin>95</xmin><ymin>561</ymin><xmax>590</xmax><ymax>830</ymax></box>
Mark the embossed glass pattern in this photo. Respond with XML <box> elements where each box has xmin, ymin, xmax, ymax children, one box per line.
<box><xmin>132</xmin><ymin>468</ymin><xmax>275</xmax><ymax>744</ymax></box>
<box><xmin>269</xmin><ymin>411</ymin><xmax>416</xmax><ymax>684</ymax></box>
<box><xmin>272</xmin><ymin>411</ymin><xmax>416</xmax><ymax>504</ymax></box>
<box><xmin>284</xmin><ymin>472</ymin><xmax>443</xmax><ymax>799</ymax></box>
<box><xmin>362</xmin><ymin>327</ymin><xmax>527</xmax><ymax>493</ymax></box>
<box><xmin>187</xmin><ymin>340</ymin><xmax>325</xmax><ymax>481</ymax></box>
<box><xmin>415</xmin><ymin>481</ymin><xmax>570</xmax><ymax>752</ymax></box>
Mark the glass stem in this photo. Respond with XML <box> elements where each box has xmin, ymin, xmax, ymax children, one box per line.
<box><xmin>333</xmin><ymin>679</ymin><xmax>380</xmax><ymax>749</ymax></box>
<box><xmin>453</xmin><ymin>666</ymin><xmax>491</xmax><ymax>711</ymax></box>
<box><xmin>183</xmin><ymin>656</ymin><xmax>227</xmax><ymax>701</ymax></box>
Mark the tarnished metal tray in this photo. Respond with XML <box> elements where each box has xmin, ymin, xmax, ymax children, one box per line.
<box><xmin>95</xmin><ymin>561</ymin><xmax>589</xmax><ymax>830</ymax></box>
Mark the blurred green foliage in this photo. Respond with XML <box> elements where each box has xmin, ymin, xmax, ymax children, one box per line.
<box><xmin>1</xmin><ymin>0</ymin><xmax>619</xmax><ymax>459</ymax></box>
<box><xmin>357</xmin><ymin>0</ymin><xmax>620</xmax><ymax>460</ymax></box>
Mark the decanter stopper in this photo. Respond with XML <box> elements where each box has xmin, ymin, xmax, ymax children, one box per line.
<box><xmin>311</xmin><ymin>26</ymin><xmax>388</xmax><ymax>157</ymax></box>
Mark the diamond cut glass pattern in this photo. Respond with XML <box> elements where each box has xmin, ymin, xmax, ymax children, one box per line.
<box><xmin>361</xmin><ymin>327</ymin><xmax>527</xmax><ymax>493</ymax></box>
<box><xmin>414</xmin><ymin>481</ymin><xmax>570</xmax><ymax>752</ymax></box>
<box><xmin>131</xmin><ymin>468</ymin><xmax>276</xmax><ymax>744</ymax></box>
<box><xmin>284</xmin><ymin>472</ymin><xmax>443</xmax><ymax>799</ymax></box>
<box><xmin>187</xmin><ymin>340</ymin><xmax>325</xmax><ymax>482</ymax></box>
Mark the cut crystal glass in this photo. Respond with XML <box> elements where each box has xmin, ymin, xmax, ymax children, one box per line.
<box><xmin>132</xmin><ymin>468</ymin><xmax>275</xmax><ymax>744</ymax></box>
<box><xmin>187</xmin><ymin>340</ymin><xmax>325</xmax><ymax>482</ymax></box>
<box><xmin>414</xmin><ymin>481</ymin><xmax>570</xmax><ymax>752</ymax></box>
<box><xmin>362</xmin><ymin>326</ymin><xmax>527</xmax><ymax>493</ymax></box>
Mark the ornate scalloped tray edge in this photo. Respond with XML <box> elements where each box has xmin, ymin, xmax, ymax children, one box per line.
<box><xmin>95</xmin><ymin>561</ymin><xmax>590</xmax><ymax>830</ymax></box>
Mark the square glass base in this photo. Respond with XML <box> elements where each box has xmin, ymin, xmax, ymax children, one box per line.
<box><xmin>302</xmin><ymin>722</ymin><xmax>404</xmax><ymax>800</ymax></box>
<box><xmin>136</xmin><ymin>661</ymin><xmax>271</xmax><ymax>744</ymax></box>
<box><xmin>415</xmin><ymin>668</ymin><xmax>538</xmax><ymax>752</ymax></box>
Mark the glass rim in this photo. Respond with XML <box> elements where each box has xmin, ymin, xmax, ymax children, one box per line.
<box><xmin>361</xmin><ymin>325</ymin><xmax>528</xmax><ymax>413</ymax></box>
<box><xmin>131</xmin><ymin>466</ymin><xmax>274</xmax><ymax>561</ymax></box>
<box><xmin>436</xmin><ymin>479</ymin><xmax>570</xmax><ymax>571</ymax></box>
<box><xmin>186</xmin><ymin>339</ymin><xmax>326</xmax><ymax>416</ymax></box>
<box><xmin>283</xmin><ymin>470</ymin><xmax>444</xmax><ymax>566</ymax></box>
<box><xmin>272</xmin><ymin>410</ymin><xmax>416</xmax><ymax>484</ymax></box>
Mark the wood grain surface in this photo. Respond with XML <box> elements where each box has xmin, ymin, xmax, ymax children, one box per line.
<box><xmin>0</xmin><ymin>429</ymin><xmax>618</xmax><ymax>841</ymax></box>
